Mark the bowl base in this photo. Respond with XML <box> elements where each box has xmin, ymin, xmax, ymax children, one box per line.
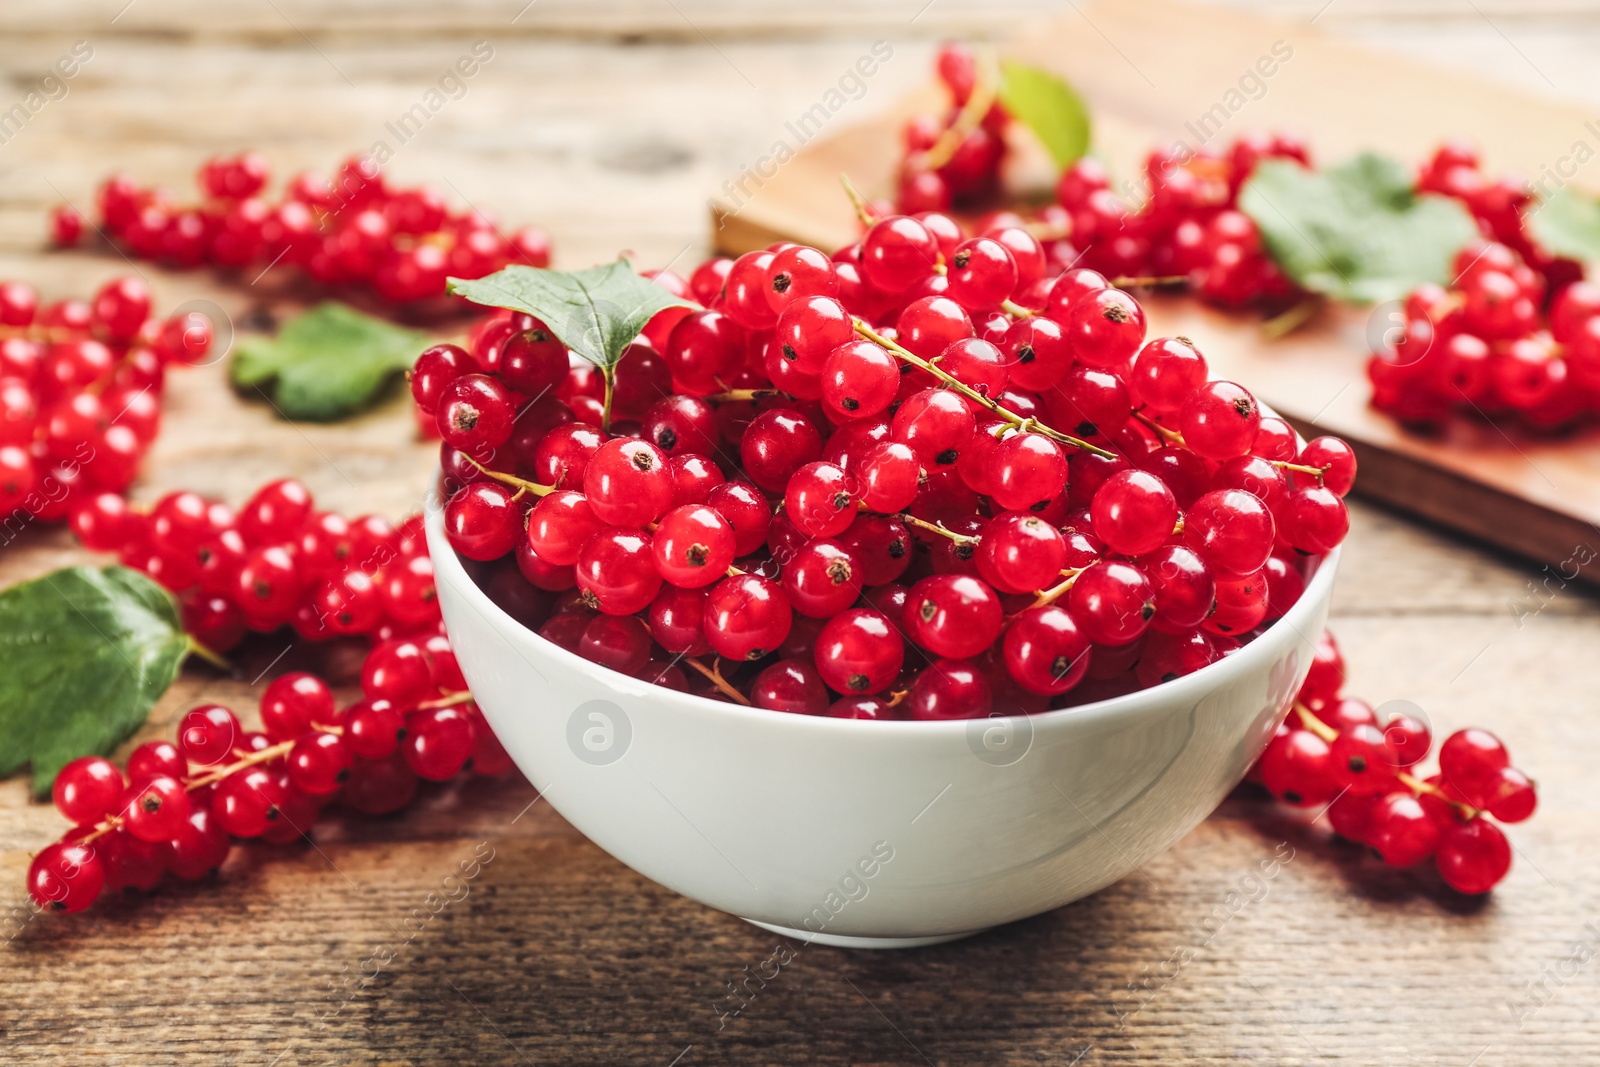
<box><xmin>741</xmin><ymin>919</ymin><xmax>985</xmax><ymax>950</ymax></box>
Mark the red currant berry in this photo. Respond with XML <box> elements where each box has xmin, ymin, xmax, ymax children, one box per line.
<box><xmin>1184</xmin><ymin>489</ymin><xmax>1275</xmax><ymax>577</ymax></box>
<box><xmin>1484</xmin><ymin>766</ymin><xmax>1537</xmax><ymax>823</ymax></box>
<box><xmin>410</xmin><ymin>343</ymin><xmax>478</xmax><ymax>415</ymax></box>
<box><xmin>1002</xmin><ymin>316</ymin><xmax>1073</xmax><ymax>392</ymax></box>
<box><xmin>90</xmin><ymin>276</ymin><xmax>151</xmax><ymax>343</ymax></box>
<box><xmin>1279</xmin><ymin>485</ymin><xmax>1348</xmax><ymax>554</ymax></box>
<box><xmin>53</xmin><ymin>756</ymin><xmax>125</xmax><ymax>825</ymax></box>
<box><xmin>990</xmin><ymin>431</ymin><xmax>1067</xmax><ymax>512</ymax></box>
<box><xmin>945</xmin><ymin>237</ymin><xmax>1018</xmax><ymax>312</ymax></box>
<box><xmin>705</xmin><ymin>481</ymin><xmax>772</xmax><ymax>556</ymax></box>
<box><xmin>178</xmin><ymin>704</ymin><xmax>239</xmax><ymax>767</ymax></box>
<box><xmin>1004</xmin><ymin>605</ymin><xmax>1091</xmax><ymax>695</ymax></box>
<box><xmin>1066</xmin><ymin>560</ymin><xmax>1155</xmax><ymax>645</ymax></box>
<box><xmin>575</xmin><ymin>528</ymin><xmax>662</xmax><ymax>615</ymax></box>
<box><xmin>653</xmin><ymin>504</ymin><xmax>736</xmax><ymax>588</ymax></box>
<box><xmin>892</xmin><ymin>388</ymin><xmax>974</xmax><ymax>467</ymax></box>
<box><xmin>210</xmin><ymin>766</ymin><xmax>285</xmax><ymax>838</ymax></box>
<box><xmin>906</xmin><ymin>659</ymin><xmax>992</xmax><ymax>720</ymax></box>
<box><xmin>785</xmin><ymin>461</ymin><xmax>858</xmax><ymax>539</ymax></box>
<box><xmin>1130</xmin><ymin>336</ymin><xmax>1207</xmax><ymax>413</ymax></box>
<box><xmin>498</xmin><ymin>328</ymin><xmax>569</xmax><ymax>398</ymax></box>
<box><xmin>905</xmin><ymin>574</ymin><xmax>1003</xmax><ymax>659</ymax></box>
<box><xmin>1435</xmin><ymin>818</ymin><xmax>1511</xmax><ymax>893</ymax></box>
<box><xmin>404</xmin><ymin>706</ymin><xmax>477</xmax><ymax>780</ymax></box>
<box><xmin>751</xmin><ymin>659</ymin><xmax>831</xmax><ymax>714</ymax></box>
<box><xmin>1090</xmin><ymin>469</ymin><xmax>1178</xmax><ymax>557</ymax></box>
<box><xmin>343</xmin><ymin>698</ymin><xmax>407</xmax><ymax>759</ymax></box>
<box><xmin>1065</xmin><ymin>289</ymin><xmax>1146</xmax><ymax>369</ymax></box>
<box><xmin>813</xmin><ymin>609</ymin><xmax>903</xmax><ymax>694</ymax></box>
<box><xmin>648</xmin><ymin>585</ymin><xmax>712</xmax><ymax>655</ymax></box>
<box><xmin>897</xmin><ymin>296</ymin><xmax>973</xmax><ymax>361</ymax></box>
<box><xmin>362</xmin><ymin>640</ymin><xmax>435</xmax><ymax>707</ymax></box>
<box><xmin>643</xmin><ymin>394</ymin><xmax>718</xmax><ymax>457</ymax></box>
<box><xmin>860</xmin><ymin>216</ymin><xmax>938</xmax><ymax>293</ymax></box>
<box><xmin>260</xmin><ymin>672</ymin><xmax>336</xmax><ymax>740</ymax></box>
<box><xmin>703</xmin><ymin>574</ymin><xmax>792</xmax><ymax>661</ymax></box>
<box><xmin>584</xmin><ymin>438</ymin><xmax>675</xmax><ymax>527</ymax></box>
<box><xmin>854</xmin><ymin>441</ymin><xmax>921</xmax><ymax>514</ymax></box>
<box><xmin>765</xmin><ymin>245</ymin><xmax>839</xmax><ymax>311</ymax></box>
<box><xmin>343</xmin><ymin>752</ymin><xmax>420</xmax><ymax>816</ymax></box>
<box><xmin>775</xmin><ymin>295</ymin><xmax>854</xmax><ymax>374</ymax></box>
<box><xmin>822</xmin><ymin>340</ymin><xmax>900</xmax><ymax>420</ymax></box>
<box><xmin>741</xmin><ymin>408</ymin><xmax>822</xmax><ymax>492</ymax></box>
<box><xmin>1258</xmin><ymin>728</ymin><xmax>1335</xmax><ymax>806</ymax></box>
<box><xmin>526</xmin><ymin>490</ymin><xmax>604</xmax><ymax>567</ymax></box>
<box><xmin>1142</xmin><ymin>544</ymin><xmax>1215</xmax><ymax>633</ymax></box>
<box><xmin>1179</xmin><ymin>380</ymin><xmax>1260</xmax><ymax>460</ymax></box>
<box><xmin>976</xmin><ymin>512</ymin><xmax>1065</xmax><ymax>594</ymax></box>
<box><xmin>1367</xmin><ymin>792</ymin><xmax>1442</xmax><ymax>867</ymax></box>
<box><xmin>126</xmin><ymin>740</ymin><xmax>186</xmax><ymax>784</ymax></box>
<box><xmin>1438</xmin><ymin>728</ymin><xmax>1510</xmax><ymax>806</ymax></box>
<box><xmin>27</xmin><ymin>841</ymin><xmax>104</xmax><ymax>913</ymax></box>
<box><xmin>436</xmin><ymin>373</ymin><xmax>516</xmax><ymax>454</ymax></box>
<box><xmin>444</xmin><ymin>483</ymin><xmax>523</xmax><ymax>561</ymax></box>
<box><xmin>120</xmin><ymin>775</ymin><xmax>192</xmax><ymax>842</ymax></box>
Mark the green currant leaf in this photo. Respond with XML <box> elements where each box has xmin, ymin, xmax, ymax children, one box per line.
<box><xmin>1239</xmin><ymin>153</ymin><xmax>1480</xmax><ymax>304</ymax></box>
<box><xmin>0</xmin><ymin>566</ymin><xmax>196</xmax><ymax>799</ymax></box>
<box><xmin>997</xmin><ymin>59</ymin><xmax>1091</xmax><ymax>171</ymax></box>
<box><xmin>230</xmin><ymin>302</ymin><xmax>432</xmax><ymax>422</ymax></box>
<box><xmin>447</xmin><ymin>260</ymin><xmax>692</xmax><ymax>372</ymax></box>
<box><xmin>1526</xmin><ymin>185</ymin><xmax>1600</xmax><ymax>262</ymax></box>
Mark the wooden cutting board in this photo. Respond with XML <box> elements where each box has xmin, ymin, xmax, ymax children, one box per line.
<box><xmin>708</xmin><ymin>0</ymin><xmax>1600</xmax><ymax>580</ymax></box>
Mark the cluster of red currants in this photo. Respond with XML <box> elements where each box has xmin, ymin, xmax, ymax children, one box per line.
<box><xmin>894</xmin><ymin>42</ymin><xmax>1009</xmax><ymax>215</ymax></box>
<box><xmin>69</xmin><ymin>477</ymin><xmax>440</xmax><ymax>656</ymax></box>
<box><xmin>52</xmin><ymin>151</ymin><xmax>552</xmax><ymax>306</ymax></box>
<box><xmin>1044</xmin><ymin>134</ymin><xmax>1307</xmax><ymax>307</ymax></box>
<box><xmin>26</xmin><ymin>633</ymin><xmax>513</xmax><ymax>914</ymax></box>
<box><xmin>0</xmin><ymin>275</ymin><xmax>211</xmax><ymax>519</ymax></box>
<box><xmin>1415</xmin><ymin>141</ymin><xmax>1582</xmax><ymax>295</ymax></box>
<box><xmin>420</xmin><ymin>205</ymin><xmax>1356</xmax><ymax>716</ymax></box>
<box><xmin>1370</xmin><ymin>238</ymin><xmax>1600</xmax><ymax>428</ymax></box>
<box><xmin>1252</xmin><ymin>629</ymin><xmax>1532</xmax><ymax>893</ymax></box>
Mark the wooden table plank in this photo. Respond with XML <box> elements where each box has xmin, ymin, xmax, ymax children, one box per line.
<box><xmin>2</xmin><ymin>3</ymin><xmax>1599</xmax><ymax>1065</ymax></box>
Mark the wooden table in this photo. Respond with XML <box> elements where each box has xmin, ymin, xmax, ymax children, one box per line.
<box><xmin>3</xmin><ymin>2</ymin><xmax>1598</xmax><ymax>1063</ymax></box>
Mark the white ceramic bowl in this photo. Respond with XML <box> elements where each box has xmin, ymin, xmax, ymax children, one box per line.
<box><xmin>428</xmin><ymin>502</ymin><xmax>1338</xmax><ymax>948</ymax></box>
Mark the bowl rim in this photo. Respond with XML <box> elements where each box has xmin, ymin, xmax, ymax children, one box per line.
<box><xmin>425</xmin><ymin>492</ymin><xmax>1341</xmax><ymax>735</ymax></box>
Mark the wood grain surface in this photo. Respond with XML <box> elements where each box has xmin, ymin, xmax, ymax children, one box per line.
<box><xmin>2</xmin><ymin>2</ymin><xmax>1599</xmax><ymax>1065</ymax></box>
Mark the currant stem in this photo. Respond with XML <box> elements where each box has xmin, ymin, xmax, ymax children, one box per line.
<box><xmin>685</xmin><ymin>656</ymin><xmax>752</xmax><ymax>705</ymax></box>
<box><xmin>1293</xmin><ymin>702</ymin><xmax>1337</xmax><ymax>742</ymax></box>
<box><xmin>999</xmin><ymin>298</ymin><xmax>1035</xmax><ymax>319</ymax></box>
<box><xmin>900</xmin><ymin>513</ymin><xmax>978</xmax><ymax>544</ymax></box>
<box><xmin>705</xmin><ymin>388</ymin><xmax>783</xmax><ymax>404</ymax></box>
<box><xmin>1109</xmin><ymin>275</ymin><xmax>1189</xmax><ymax>289</ymax></box>
<box><xmin>418</xmin><ymin>689</ymin><xmax>474</xmax><ymax>710</ymax></box>
<box><xmin>600</xmin><ymin>364</ymin><xmax>616</xmax><ymax>435</ymax></box>
<box><xmin>917</xmin><ymin>48</ymin><xmax>1000</xmax><ymax>173</ymax></box>
<box><xmin>0</xmin><ymin>324</ymin><xmax>76</xmax><ymax>342</ymax></box>
<box><xmin>185</xmin><ymin>637</ymin><xmax>231</xmax><ymax>671</ymax></box>
<box><xmin>851</xmin><ymin>318</ymin><xmax>1116</xmax><ymax>459</ymax></box>
<box><xmin>1260</xmin><ymin>295</ymin><xmax>1324</xmax><ymax>341</ymax></box>
<box><xmin>1132</xmin><ymin>408</ymin><xmax>1183</xmax><ymax>445</ymax></box>
<box><xmin>1398</xmin><ymin>770</ymin><xmax>1481</xmax><ymax>820</ymax></box>
<box><xmin>1271</xmin><ymin>460</ymin><xmax>1330</xmax><ymax>481</ymax></box>
<box><xmin>838</xmin><ymin>174</ymin><xmax>877</xmax><ymax>227</ymax></box>
<box><xmin>1030</xmin><ymin>569</ymin><xmax>1085</xmax><ymax>608</ymax></box>
<box><xmin>185</xmin><ymin>738</ymin><xmax>299</xmax><ymax>792</ymax></box>
<box><xmin>464</xmin><ymin>455</ymin><xmax>558</xmax><ymax>497</ymax></box>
